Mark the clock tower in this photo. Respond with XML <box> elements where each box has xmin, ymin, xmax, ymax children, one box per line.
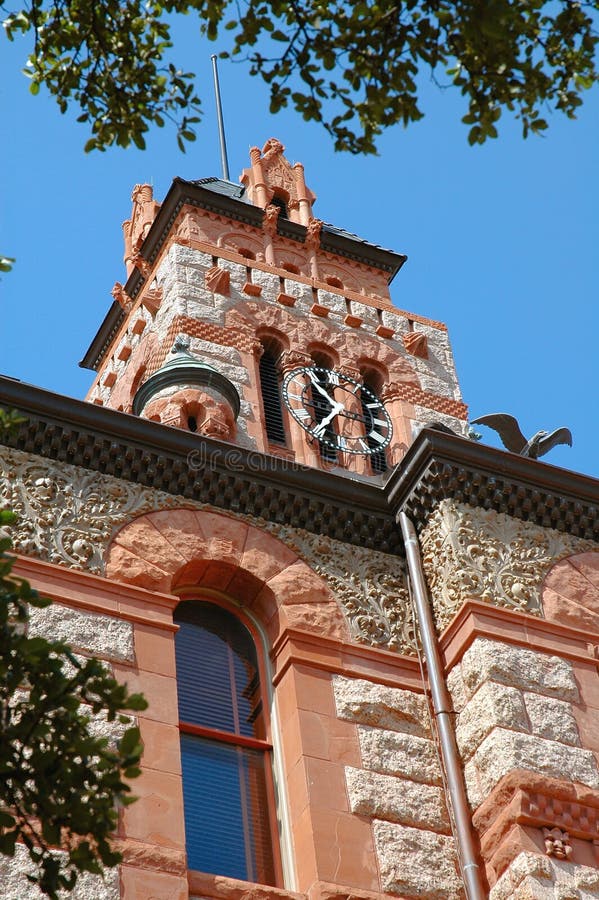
<box><xmin>2</xmin><ymin>138</ymin><xmax>598</xmax><ymax>900</ymax></box>
<box><xmin>82</xmin><ymin>138</ymin><xmax>468</xmax><ymax>476</ymax></box>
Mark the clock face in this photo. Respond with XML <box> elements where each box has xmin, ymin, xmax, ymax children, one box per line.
<box><xmin>282</xmin><ymin>366</ymin><xmax>393</xmax><ymax>455</ymax></box>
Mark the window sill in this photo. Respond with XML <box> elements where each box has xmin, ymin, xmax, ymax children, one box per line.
<box><xmin>187</xmin><ymin>870</ymin><xmax>298</xmax><ymax>900</ymax></box>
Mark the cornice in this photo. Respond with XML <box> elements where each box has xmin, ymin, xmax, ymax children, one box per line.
<box><xmin>386</xmin><ymin>429</ymin><xmax>599</xmax><ymax>542</ymax></box>
<box><xmin>0</xmin><ymin>376</ymin><xmax>399</xmax><ymax>553</ymax></box>
<box><xmin>1</xmin><ymin>377</ymin><xmax>597</xmax><ymax>551</ymax></box>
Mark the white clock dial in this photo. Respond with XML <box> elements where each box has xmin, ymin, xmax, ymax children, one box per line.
<box><xmin>282</xmin><ymin>366</ymin><xmax>393</xmax><ymax>456</ymax></box>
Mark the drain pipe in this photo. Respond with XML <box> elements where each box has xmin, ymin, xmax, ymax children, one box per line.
<box><xmin>399</xmin><ymin>511</ymin><xmax>486</xmax><ymax>900</ymax></box>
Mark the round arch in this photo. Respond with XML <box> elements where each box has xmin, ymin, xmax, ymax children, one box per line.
<box><xmin>105</xmin><ymin>507</ymin><xmax>348</xmax><ymax>641</ymax></box>
<box><xmin>542</xmin><ymin>550</ymin><xmax>599</xmax><ymax>633</ymax></box>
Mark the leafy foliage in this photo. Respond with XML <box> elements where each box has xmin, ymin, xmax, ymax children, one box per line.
<box><xmin>0</xmin><ymin>500</ymin><xmax>147</xmax><ymax>897</ymax></box>
<box><xmin>2</xmin><ymin>0</ymin><xmax>598</xmax><ymax>153</ymax></box>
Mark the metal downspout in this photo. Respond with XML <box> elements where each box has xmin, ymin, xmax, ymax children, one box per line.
<box><xmin>399</xmin><ymin>512</ymin><xmax>486</xmax><ymax>900</ymax></box>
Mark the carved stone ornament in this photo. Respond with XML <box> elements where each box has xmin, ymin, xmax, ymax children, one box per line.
<box><xmin>131</xmin><ymin>251</ymin><xmax>151</xmax><ymax>278</ymax></box>
<box><xmin>305</xmin><ymin>217</ymin><xmax>323</xmax><ymax>249</ymax></box>
<box><xmin>110</xmin><ymin>282</ymin><xmax>132</xmax><ymax>311</ymax></box>
<box><xmin>543</xmin><ymin>827</ymin><xmax>573</xmax><ymax>860</ymax></box>
<box><xmin>403</xmin><ymin>331</ymin><xmax>428</xmax><ymax>359</ymax></box>
<box><xmin>420</xmin><ymin>499</ymin><xmax>594</xmax><ymax>631</ymax></box>
<box><xmin>0</xmin><ymin>448</ymin><xmax>184</xmax><ymax>574</ymax></box>
<box><xmin>204</xmin><ymin>265</ymin><xmax>230</xmax><ymax>296</ymax></box>
<box><xmin>263</xmin><ymin>203</ymin><xmax>280</xmax><ymax>237</ymax></box>
<box><xmin>266</xmin><ymin>526</ymin><xmax>415</xmax><ymax>654</ymax></box>
<box><xmin>0</xmin><ymin>448</ymin><xmax>414</xmax><ymax>653</ymax></box>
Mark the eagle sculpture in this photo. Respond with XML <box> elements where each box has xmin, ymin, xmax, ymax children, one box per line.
<box><xmin>471</xmin><ymin>414</ymin><xmax>572</xmax><ymax>460</ymax></box>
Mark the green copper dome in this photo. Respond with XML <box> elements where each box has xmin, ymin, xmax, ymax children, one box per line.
<box><xmin>132</xmin><ymin>338</ymin><xmax>240</xmax><ymax>418</ymax></box>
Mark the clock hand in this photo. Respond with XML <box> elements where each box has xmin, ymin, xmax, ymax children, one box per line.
<box><xmin>308</xmin><ymin>370</ymin><xmax>336</xmax><ymax>407</ymax></box>
<box><xmin>313</xmin><ymin>402</ymin><xmax>344</xmax><ymax>437</ymax></box>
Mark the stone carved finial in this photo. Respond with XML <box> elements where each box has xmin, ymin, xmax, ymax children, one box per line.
<box><xmin>262</xmin><ymin>137</ymin><xmax>285</xmax><ymax>160</ymax></box>
<box><xmin>240</xmin><ymin>139</ymin><xmax>316</xmax><ymax>223</ymax></box>
<box><xmin>543</xmin><ymin>827</ymin><xmax>572</xmax><ymax>860</ymax></box>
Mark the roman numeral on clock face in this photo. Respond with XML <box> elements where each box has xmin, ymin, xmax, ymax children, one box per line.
<box><xmin>369</xmin><ymin>430</ymin><xmax>386</xmax><ymax>444</ymax></box>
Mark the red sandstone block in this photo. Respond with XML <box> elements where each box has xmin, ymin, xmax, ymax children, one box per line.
<box><xmin>243</xmin><ymin>281</ymin><xmax>263</xmax><ymax>297</ymax></box>
<box><xmin>343</xmin><ymin>314</ymin><xmax>362</xmax><ymax>328</ymax></box>
<box><xmin>277</xmin><ymin>292</ymin><xmax>296</xmax><ymax>307</ymax></box>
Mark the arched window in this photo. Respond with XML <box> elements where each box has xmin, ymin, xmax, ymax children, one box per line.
<box><xmin>360</xmin><ymin>369</ymin><xmax>388</xmax><ymax>475</ymax></box>
<box><xmin>174</xmin><ymin>601</ymin><xmax>280</xmax><ymax>885</ymax></box>
<box><xmin>259</xmin><ymin>338</ymin><xmax>287</xmax><ymax>446</ymax></box>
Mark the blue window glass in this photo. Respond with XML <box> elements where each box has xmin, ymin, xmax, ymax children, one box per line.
<box><xmin>174</xmin><ymin>601</ymin><xmax>277</xmax><ymax>885</ymax></box>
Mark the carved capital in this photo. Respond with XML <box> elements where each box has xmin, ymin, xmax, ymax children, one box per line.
<box><xmin>337</xmin><ymin>365</ymin><xmax>362</xmax><ymax>382</ymax></box>
<box><xmin>140</xmin><ymin>286</ymin><xmax>162</xmax><ymax>316</ymax></box>
<box><xmin>380</xmin><ymin>382</ymin><xmax>405</xmax><ymax>403</ymax></box>
<box><xmin>278</xmin><ymin>350</ymin><xmax>312</xmax><ymax>374</ymax></box>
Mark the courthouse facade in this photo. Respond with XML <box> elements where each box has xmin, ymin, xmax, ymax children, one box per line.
<box><xmin>1</xmin><ymin>139</ymin><xmax>599</xmax><ymax>899</ymax></box>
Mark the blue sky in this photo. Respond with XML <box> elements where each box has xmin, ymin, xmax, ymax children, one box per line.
<box><xmin>1</xmin><ymin>23</ymin><xmax>598</xmax><ymax>477</ymax></box>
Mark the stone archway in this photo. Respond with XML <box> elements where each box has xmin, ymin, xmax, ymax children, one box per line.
<box><xmin>105</xmin><ymin>507</ymin><xmax>348</xmax><ymax>642</ymax></box>
<box><xmin>542</xmin><ymin>550</ymin><xmax>599</xmax><ymax>632</ymax></box>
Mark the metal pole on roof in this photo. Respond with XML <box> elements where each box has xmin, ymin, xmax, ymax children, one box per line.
<box><xmin>211</xmin><ymin>54</ymin><xmax>230</xmax><ymax>181</ymax></box>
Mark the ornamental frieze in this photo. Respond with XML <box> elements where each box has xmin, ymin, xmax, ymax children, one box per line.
<box><xmin>420</xmin><ymin>499</ymin><xmax>595</xmax><ymax>630</ymax></box>
<box><xmin>269</xmin><ymin>526</ymin><xmax>415</xmax><ymax>655</ymax></box>
<box><xmin>0</xmin><ymin>448</ymin><xmax>414</xmax><ymax>653</ymax></box>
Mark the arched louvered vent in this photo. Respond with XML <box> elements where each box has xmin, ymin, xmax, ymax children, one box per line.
<box><xmin>311</xmin><ymin>352</ymin><xmax>337</xmax><ymax>464</ymax></box>
<box><xmin>361</xmin><ymin>371</ymin><xmax>388</xmax><ymax>474</ymax></box>
<box><xmin>259</xmin><ymin>340</ymin><xmax>286</xmax><ymax>446</ymax></box>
